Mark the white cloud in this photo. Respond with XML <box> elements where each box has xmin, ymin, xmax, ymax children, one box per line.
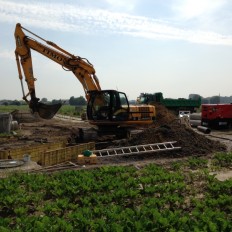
<box><xmin>0</xmin><ymin>50</ymin><xmax>14</xmax><ymax>60</ymax></box>
<box><xmin>173</xmin><ymin>0</ymin><xmax>227</xmax><ymax>19</ymax></box>
<box><xmin>0</xmin><ymin>0</ymin><xmax>232</xmax><ymax>46</ymax></box>
<box><xmin>104</xmin><ymin>0</ymin><xmax>138</xmax><ymax>12</ymax></box>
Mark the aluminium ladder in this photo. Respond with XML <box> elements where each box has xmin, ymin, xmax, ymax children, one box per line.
<box><xmin>93</xmin><ymin>141</ymin><xmax>181</xmax><ymax>158</ymax></box>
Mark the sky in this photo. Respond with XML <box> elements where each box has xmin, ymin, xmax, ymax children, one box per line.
<box><xmin>0</xmin><ymin>0</ymin><xmax>232</xmax><ymax>101</ymax></box>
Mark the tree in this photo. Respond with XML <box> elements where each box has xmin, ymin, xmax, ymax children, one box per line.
<box><xmin>51</xmin><ymin>99</ymin><xmax>62</xmax><ymax>104</ymax></box>
<box><xmin>189</xmin><ymin>94</ymin><xmax>201</xmax><ymax>100</ymax></box>
<box><xmin>210</xmin><ymin>96</ymin><xmax>220</xmax><ymax>104</ymax></box>
<box><xmin>10</xmin><ymin>100</ymin><xmax>21</xmax><ymax>106</ymax></box>
<box><xmin>41</xmin><ymin>98</ymin><xmax>48</xmax><ymax>103</ymax></box>
<box><xmin>69</xmin><ymin>96</ymin><xmax>87</xmax><ymax>106</ymax></box>
<box><xmin>201</xmin><ymin>98</ymin><xmax>210</xmax><ymax>104</ymax></box>
<box><xmin>69</xmin><ymin>96</ymin><xmax>75</xmax><ymax>105</ymax></box>
<box><xmin>76</xmin><ymin>96</ymin><xmax>87</xmax><ymax>106</ymax></box>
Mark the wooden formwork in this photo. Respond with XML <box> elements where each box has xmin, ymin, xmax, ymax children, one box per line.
<box><xmin>0</xmin><ymin>142</ymin><xmax>95</xmax><ymax>166</ymax></box>
<box><xmin>41</xmin><ymin>142</ymin><xmax>95</xmax><ymax>166</ymax></box>
<box><xmin>0</xmin><ymin>142</ymin><xmax>66</xmax><ymax>161</ymax></box>
<box><xmin>11</xmin><ymin>110</ymin><xmax>41</xmax><ymax>123</ymax></box>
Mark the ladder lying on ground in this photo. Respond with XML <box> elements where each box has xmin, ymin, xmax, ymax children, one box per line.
<box><xmin>93</xmin><ymin>141</ymin><xmax>181</xmax><ymax>157</ymax></box>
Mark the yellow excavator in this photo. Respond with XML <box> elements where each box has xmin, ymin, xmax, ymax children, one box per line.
<box><xmin>14</xmin><ymin>23</ymin><xmax>156</xmax><ymax>137</ymax></box>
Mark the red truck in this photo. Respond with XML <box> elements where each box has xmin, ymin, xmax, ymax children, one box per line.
<box><xmin>201</xmin><ymin>104</ymin><xmax>232</xmax><ymax>128</ymax></box>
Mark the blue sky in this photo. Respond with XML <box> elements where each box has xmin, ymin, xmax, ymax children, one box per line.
<box><xmin>0</xmin><ymin>0</ymin><xmax>232</xmax><ymax>101</ymax></box>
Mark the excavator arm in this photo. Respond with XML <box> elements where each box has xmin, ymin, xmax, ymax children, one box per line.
<box><xmin>14</xmin><ymin>23</ymin><xmax>101</xmax><ymax>118</ymax></box>
<box><xmin>14</xmin><ymin>23</ymin><xmax>156</xmax><ymax>138</ymax></box>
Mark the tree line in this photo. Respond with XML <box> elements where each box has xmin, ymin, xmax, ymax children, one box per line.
<box><xmin>1</xmin><ymin>94</ymin><xmax>231</xmax><ymax>106</ymax></box>
<box><xmin>0</xmin><ymin>96</ymin><xmax>87</xmax><ymax>106</ymax></box>
<box><xmin>189</xmin><ymin>94</ymin><xmax>232</xmax><ymax>104</ymax></box>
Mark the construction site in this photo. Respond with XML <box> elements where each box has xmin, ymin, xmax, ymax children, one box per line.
<box><xmin>0</xmin><ymin>103</ymin><xmax>231</xmax><ymax>175</ymax></box>
<box><xmin>0</xmin><ymin>23</ymin><xmax>231</xmax><ymax>175</ymax></box>
<box><xmin>1</xmin><ymin>21</ymin><xmax>232</xmax><ymax>230</ymax></box>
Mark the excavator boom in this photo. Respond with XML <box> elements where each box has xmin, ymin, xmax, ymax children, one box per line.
<box><xmin>14</xmin><ymin>23</ymin><xmax>156</xmax><ymax>137</ymax></box>
<box><xmin>14</xmin><ymin>23</ymin><xmax>100</xmax><ymax>118</ymax></box>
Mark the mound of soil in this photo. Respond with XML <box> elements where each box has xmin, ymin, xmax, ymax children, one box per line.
<box><xmin>115</xmin><ymin>104</ymin><xmax>226</xmax><ymax>157</ymax></box>
<box><xmin>128</xmin><ymin>122</ymin><xmax>226</xmax><ymax>156</ymax></box>
<box><xmin>153</xmin><ymin>103</ymin><xmax>177</xmax><ymax>126</ymax></box>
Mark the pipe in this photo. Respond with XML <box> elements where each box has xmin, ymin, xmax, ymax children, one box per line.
<box><xmin>189</xmin><ymin>113</ymin><xmax>201</xmax><ymax>120</ymax></box>
<box><xmin>190</xmin><ymin>119</ymin><xmax>201</xmax><ymax>127</ymax></box>
<box><xmin>197</xmin><ymin>126</ymin><xmax>211</xmax><ymax>134</ymax></box>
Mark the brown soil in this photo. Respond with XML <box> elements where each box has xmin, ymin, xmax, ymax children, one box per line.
<box><xmin>153</xmin><ymin>103</ymin><xmax>177</xmax><ymax>126</ymax></box>
<box><xmin>0</xmin><ymin>117</ymin><xmax>89</xmax><ymax>150</ymax></box>
<box><xmin>112</xmin><ymin>104</ymin><xmax>226</xmax><ymax>157</ymax></box>
<box><xmin>0</xmin><ymin>107</ymin><xmax>229</xmax><ymax>159</ymax></box>
<box><xmin>126</xmin><ymin>122</ymin><xmax>226</xmax><ymax>156</ymax></box>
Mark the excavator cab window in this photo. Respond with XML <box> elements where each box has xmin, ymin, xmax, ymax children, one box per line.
<box><xmin>112</xmin><ymin>92</ymin><xmax>129</xmax><ymax>120</ymax></box>
<box><xmin>87</xmin><ymin>90</ymin><xmax>129</xmax><ymax>121</ymax></box>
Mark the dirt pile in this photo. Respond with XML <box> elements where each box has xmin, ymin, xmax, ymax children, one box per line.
<box><xmin>127</xmin><ymin>122</ymin><xmax>226</xmax><ymax>156</ymax></box>
<box><xmin>116</xmin><ymin>105</ymin><xmax>226</xmax><ymax>156</ymax></box>
<box><xmin>153</xmin><ymin>103</ymin><xmax>177</xmax><ymax>126</ymax></box>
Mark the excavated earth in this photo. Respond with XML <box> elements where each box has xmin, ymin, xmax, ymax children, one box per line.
<box><xmin>102</xmin><ymin>104</ymin><xmax>228</xmax><ymax>164</ymax></box>
<box><xmin>0</xmin><ymin>106</ymin><xmax>230</xmax><ymax>164</ymax></box>
<box><xmin>122</xmin><ymin>123</ymin><xmax>226</xmax><ymax>156</ymax></box>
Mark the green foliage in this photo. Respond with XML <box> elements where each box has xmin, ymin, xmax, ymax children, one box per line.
<box><xmin>0</xmin><ymin>103</ymin><xmax>86</xmax><ymax>118</ymax></box>
<box><xmin>170</xmin><ymin>161</ymin><xmax>185</xmax><ymax>171</ymax></box>
<box><xmin>0</xmin><ymin>162</ymin><xmax>232</xmax><ymax>231</ymax></box>
<box><xmin>0</xmin><ymin>104</ymin><xmax>29</xmax><ymax>113</ymax></box>
<box><xmin>187</xmin><ymin>156</ymin><xmax>208</xmax><ymax>169</ymax></box>
<box><xmin>57</xmin><ymin>105</ymin><xmax>86</xmax><ymax>117</ymax></box>
<box><xmin>0</xmin><ymin>133</ymin><xmax>11</xmax><ymax>137</ymax></box>
<box><xmin>212</xmin><ymin>152</ymin><xmax>232</xmax><ymax>168</ymax></box>
<box><xmin>69</xmin><ymin>96</ymin><xmax>87</xmax><ymax>106</ymax></box>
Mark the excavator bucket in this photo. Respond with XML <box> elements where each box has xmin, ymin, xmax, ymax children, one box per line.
<box><xmin>36</xmin><ymin>102</ymin><xmax>62</xmax><ymax>119</ymax></box>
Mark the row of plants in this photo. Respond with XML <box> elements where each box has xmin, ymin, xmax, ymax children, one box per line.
<box><xmin>57</xmin><ymin>105</ymin><xmax>86</xmax><ymax>117</ymax></box>
<box><xmin>0</xmin><ymin>105</ymin><xmax>29</xmax><ymax>113</ymax></box>
<box><xmin>0</xmin><ymin>105</ymin><xmax>85</xmax><ymax>118</ymax></box>
<box><xmin>0</xmin><ymin>152</ymin><xmax>231</xmax><ymax>231</ymax></box>
<box><xmin>171</xmin><ymin>152</ymin><xmax>232</xmax><ymax>171</ymax></box>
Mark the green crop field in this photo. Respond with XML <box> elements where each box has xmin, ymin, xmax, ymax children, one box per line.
<box><xmin>58</xmin><ymin>105</ymin><xmax>86</xmax><ymax>117</ymax></box>
<box><xmin>0</xmin><ymin>105</ymin><xmax>29</xmax><ymax>113</ymax></box>
<box><xmin>0</xmin><ymin>152</ymin><xmax>232</xmax><ymax>231</ymax></box>
<box><xmin>0</xmin><ymin>105</ymin><xmax>86</xmax><ymax>117</ymax></box>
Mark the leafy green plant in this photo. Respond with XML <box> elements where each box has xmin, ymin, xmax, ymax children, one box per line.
<box><xmin>0</xmin><ymin>104</ymin><xmax>29</xmax><ymax>113</ymax></box>
<box><xmin>187</xmin><ymin>156</ymin><xmax>208</xmax><ymax>169</ymax></box>
<box><xmin>0</xmin><ymin>163</ymin><xmax>232</xmax><ymax>231</ymax></box>
<box><xmin>170</xmin><ymin>161</ymin><xmax>185</xmax><ymax>171</ymax></box>
<box><xmin>212</xmin><ymin>152</ymin><xmax>232</xmax><ymax>168</ymax></box>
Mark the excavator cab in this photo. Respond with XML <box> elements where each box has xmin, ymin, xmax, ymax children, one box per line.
<box><xmin>87</xmin><ymin>90</ymin><xmax>130</xmax><ymax>121</ymax></box>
